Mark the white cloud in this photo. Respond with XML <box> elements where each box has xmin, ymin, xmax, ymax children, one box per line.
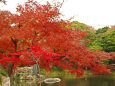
<box><xmin>62</xmin><ymin>0</ymin><xmax>115</xmax><ymax>29</ymax></box>
<box><xmin>1</xmin><ymin>0</ymin><xmax>115</xmax><ymax>29</ymax></box>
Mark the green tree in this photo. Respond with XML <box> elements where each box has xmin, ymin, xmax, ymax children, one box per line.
<box><xmin>84</xmin><ymin>30</ymin><xmax>96</xmax><ymax>41</ymax></box>
<box><xmin>69</xmin><ymin>21</ymin><xmax>96</xmax><ymax>47</ymax></box>
<box><xmin>89</xmin><ymin>26</ymin><xmax>110</xmax><ymax>51</ymax></box>
<box><xmin>96</xmin><ymin>26</ymin><xmax>109</xmax><ymax>34</ymax></box>
<box><xmin>89</xmin><ymin>40</ymin><xmax>102</xmax><ymax>50</ymax></box>
<box><xmin>71</xmin><ymin>21</ymin><xmax>86</xmax><ymax>30</ymax></box>
<box><xmin>101</xmin><ymin>30</ymin><xmax>115</xmax><ymax>52</ymax></box>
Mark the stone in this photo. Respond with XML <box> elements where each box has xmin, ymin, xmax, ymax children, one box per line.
<box><xmin>44</xmin><ymin>78</ymin><xmax>61</xmax><ymax>84</ymax></box>
<box><xmin>2</xmin><ymin>76</ymin><xmax>10</xmax><ymax>86</ymax></box>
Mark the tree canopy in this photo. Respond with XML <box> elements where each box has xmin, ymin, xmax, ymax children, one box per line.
<box><xmin>101</xmin><ymin>30</ymin><xmax>115</xmax><ymax>52</ymax></box>
<box><xmin>0</xmin><ymin>0</ymin><xmax>115</xmax><ymax>77</ymax></box>
<box><xmin>96</xmin><ymin>26</ymin><xmax>109</xmax><ymax>34</ymax></box>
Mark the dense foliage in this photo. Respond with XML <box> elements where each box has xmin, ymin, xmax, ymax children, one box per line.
<box><xmin>0</xmin><ymin>0</ymin><xmax>115</xmax><ymax>77</ymax></box>
<box><xmin>96</xmin><ymin>26</ymin><xmax>109</xmax><ymax>34</ymax></box>
<box><xmin>88</xmin><ymin>26</ymin><xmax>115</xmax><ymax>52</ymax></box>
<box><xmin>101</xmin><ymin>30</ymin><xmax>115</xmax><ymax>52</ymax></box>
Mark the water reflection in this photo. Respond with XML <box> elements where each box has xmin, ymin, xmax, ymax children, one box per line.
<box><xmin>11</xmin><ymin>72</ymin><xmax>115</xmax><ymax>86</ymax></box>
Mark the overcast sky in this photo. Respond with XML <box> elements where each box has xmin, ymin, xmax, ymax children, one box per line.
<box><xmin>0</xmin><ymin>0</ymin><xmax>115</xmax><ymax>29</ymax></box>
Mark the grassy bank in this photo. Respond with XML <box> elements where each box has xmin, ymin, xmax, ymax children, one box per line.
<box><xmin>40</xmin><ymin>69</ymin><xmax>93</xmax><ymax>80</ymax></box>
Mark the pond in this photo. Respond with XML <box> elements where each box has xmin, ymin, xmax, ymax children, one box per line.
<box><xmin>10</xmin><ymin>72</ymin><xmax>115</xmax><ymax>86</ymax></box>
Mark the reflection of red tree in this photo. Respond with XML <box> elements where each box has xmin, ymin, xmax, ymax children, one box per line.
<box><xmin>73</xmin><ymin>83</ymin><xmax>81</xmax><ymax>86</ymax></box>
<box><xmin>56</xmin><ymin>78</ymin><xmax>66</xmax><ymax>86</ymax></box>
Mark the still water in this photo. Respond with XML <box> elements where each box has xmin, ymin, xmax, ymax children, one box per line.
<box><xmin>11</xmin><ymin>72</ymin><xmax>115</xmax><ymax>86</ymax></box>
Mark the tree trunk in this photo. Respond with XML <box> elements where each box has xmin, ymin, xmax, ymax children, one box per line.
<box><xmin>33</xmin><ymin>64</ymin><xmax>38</xmax><ymax>77</ymax></box>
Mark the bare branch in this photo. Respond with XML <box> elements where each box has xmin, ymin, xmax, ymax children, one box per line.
<box><xmin>60</xmin><ymin>0</ymin><xmax>64</xmax><ymax>9</ymax></box>
<box><xmin>0</xmin><ymin>0</ymin><xmax>6</xmax><ymax>4</ymax></box>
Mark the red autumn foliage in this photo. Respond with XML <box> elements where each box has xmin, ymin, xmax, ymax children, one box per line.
<box><xmin>0</xmin><ymin>46</ymin><xmax>59</xmax><ymax>75</ymax></box>
<box><xmin>0</xmin><ymin>0</ymin><xmax>115</xmax><ymax>77</ymax></box>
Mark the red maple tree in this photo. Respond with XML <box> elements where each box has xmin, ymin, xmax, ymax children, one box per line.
<box><xmin>0</xmin><ymin>0</ymin><xmax>115</xmax><ymax>77</ymax></box>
